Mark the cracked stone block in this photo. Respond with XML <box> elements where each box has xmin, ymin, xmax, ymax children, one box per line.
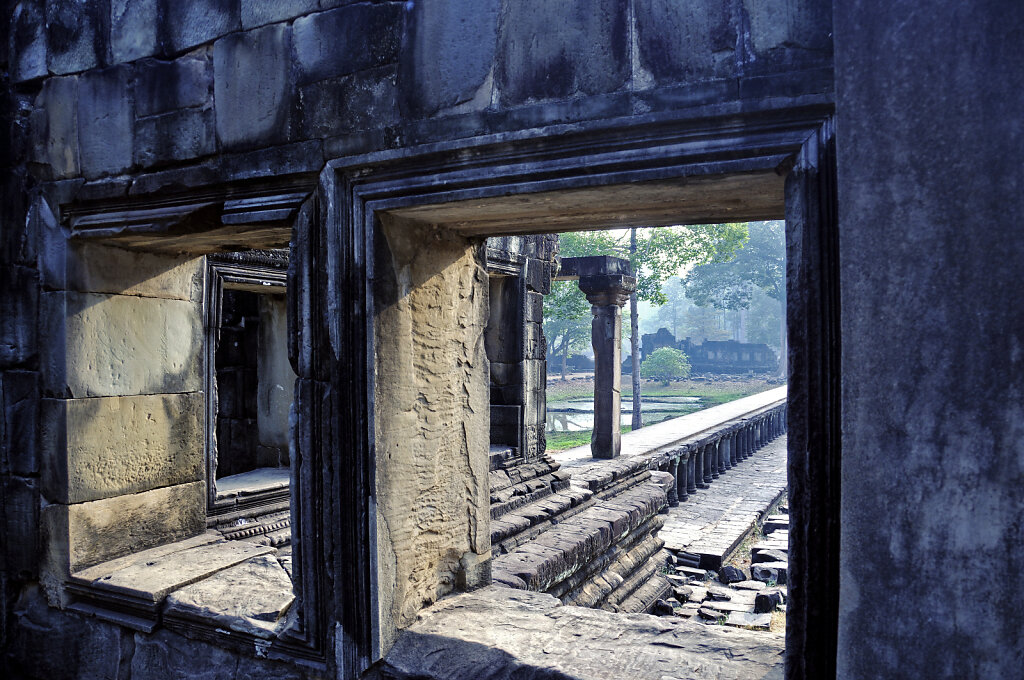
<box><xmin>46</xmin><ymin>0</ymin><xmax>102</xmax><ymax>74</ymax></box>
<box><xmin>163</xmin><ymin>553</ymin><xmax>294</xmax><ymax>638</ymax></box>
<box><xmin>30</xmin><ymin>75</ymin><xmax>79</xmax><ymax>179</ymax></box>
<box><xmin>240</xmin><ymin>0</ymin><xmax>318</xmax><ymax>29</ymax></box>
<box><xmin>134</xmin><ymin>107</ymin><xmax>216</xmax><ymax>167</ymax></box>
<box><xmin>135</xmin><ymin>54</ymin><xmax>211</xmax><ymax>117</ymax></box>
<box><xmin>78</xmin><ymin>66</ymin><xmax>134</xmax><ymax>179</ymax></box>
<box><xmin>42</xmin><ymin>481</ymin><xmax>206</xmax><ymax>579</ymax></box>
<box><xmin>163</xmin><ymin>0</ymin><xmax>240</xmax><ymax>54</ymax></box>
<box><xmin>495</xmin><ymin>0</ymin><xmax>629</xmax><ymax>106</ymax></box>
<box><xmin>635</xmin><ymin>0</ymin><xmax>737</xmax><ymax>84</ymax></box>
<box><xmin>110</xmin><ymin>0</ymin><xmax>159</xmax><ymax>63</ymax></box>
<box><xmin>398</xmin><ymin>0</ymin><xmax>499</xmax><ymax>116</ymax></box>
<box><xmin>213</xmin><ymin>23</ymin><xmax>292</xmax><ymax>150</ymax></box>
<box><xmin>293</xmin><ymin>3</ymin><xmax>402</xmax><ymax>85</ymax></box>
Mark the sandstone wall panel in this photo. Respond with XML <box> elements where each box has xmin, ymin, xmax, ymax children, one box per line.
<box><xmin>40</xmin><ymin>291</ymin><xmax>202</xmax><ymax>398</ymax></box>
<box><xmin>373</xmin><ymin>219</ymin><xmax>491</xmax><ymax>652</ymax></box>
<box><xmin>41</xmin><ymin>393</ymin><xmax>203</xmax><ymax>504</ymax></box>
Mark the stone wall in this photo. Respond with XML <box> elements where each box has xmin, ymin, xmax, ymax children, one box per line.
<box><xmin>373</xmin><ymin>218</ymin><xmax>491</xmax><ymax>653</ymax></box>
<box><xmin>36</xmin><ymin>239</ymin><xmax>206</xmax><ymax>603</ymax></box>
<box><xmin>833</xmin><ymin>2</ymin><xmax>1024</xmax><ymax>677</ymax></box>
<box><xmin>2</xmin><ymin>0</ymin><xmax>833</xmax><ymax>676</ymax></box>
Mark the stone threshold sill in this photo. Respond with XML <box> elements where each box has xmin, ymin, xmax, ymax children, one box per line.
<box><xmin>67</xmin><ymin>530</ymin><xmax>296</xmax><ymax>647</ymax></box>
<box><xmin>211</xmin><ymin>466</ymin><xmax>291</xmax><ymax>517</ymax></box>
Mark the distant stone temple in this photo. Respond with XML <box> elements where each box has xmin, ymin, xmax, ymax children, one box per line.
<box><xmin>641</xmin><ymin>328</ymin><xmax>778</xmax><ymax>375</ymax></box>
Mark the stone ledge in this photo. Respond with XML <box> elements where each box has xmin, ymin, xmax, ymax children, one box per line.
<box><xmin>379</xmin><ymin>586</ymin><xmax>784</xmax><ymax>680</ymax></box>
<box><xmin>492</xmin><ymin>483</ymin><xmax>667</xmax><ymax>595</ymax></box>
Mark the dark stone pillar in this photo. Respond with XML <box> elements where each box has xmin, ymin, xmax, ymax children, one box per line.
<box><xmin>667</xmin><ymin>457</ymin><xmax>680</xmax><ymax>506</ymax></box>
<box><xmin>702</xmin><ymin>443</ymin><xmax>714</xmax><ymax>484</ymax></box>
<box><xmin>721</xmin><ymin>435</ymin><xmax>732</xmax><ymax>471</ymax></box>
<box><xmin>729</xmin><ymin>432</ymin><xmax>739</xmax><ymax>466</ymax></box>
<box><xmin>676</xmin><ymin>454</ymin><xmax>689</xmax><ymax>502</ymax></box>
<box><xmin>578</xmin><ymin>274</ymin><xmax>635</xmax><ymax>459</ymax></box>
<box><xmin>686</xmin><ymin>449</ymin><xmax>698</xmax><ymax>494</ymax></box>
<box><xmin>697</xmin><ymin>445</ymin><xmax>710</xmax><ymax>488</ymax></box>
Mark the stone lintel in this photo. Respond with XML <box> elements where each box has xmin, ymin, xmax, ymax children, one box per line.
<box><xmin>556</xmin><ymin>255</ymin><xmax>633</xmax><ymax>281</ymax></box>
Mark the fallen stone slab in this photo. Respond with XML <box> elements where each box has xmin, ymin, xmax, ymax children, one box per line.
<box><xmin>380</xmin><ymin>587</ymin><xmax>784</xmax><ymax>680</ymax></box>
<box><xmin>705</xmin><ymin>585</ymin><xmax>734</xmax><ymax>601</ymax></box>
<box><xmin>751</xmin><ymin>548</ymin><xmax>788</xmax><ymax>564</ymax></box>
<box><xmin>732</xmin><ymin>580</ymin><xmax>767</xmax><ymax>591</ymax></box>
<box><xmin>703</xmin><ymin>600</ymin><xmax>754</xmax><ymax>614</ymax></box>
<box><xmin>675</xmin><ymin>565</ymin><xmax>709</xmax><ymax>579</ymax></box>
<box><xmin>726</xmin><ymin>611</ymin><xmax>773</xmax><ymax>631</ymax></box>
<box><xmin>698</xmin><ymin>606</ymin><xmax>726</xmax><ymax>621</ymax></box>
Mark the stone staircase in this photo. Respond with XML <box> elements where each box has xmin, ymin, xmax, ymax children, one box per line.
<box><xmin>489</xmin><ymin>446</ymin><xmax>671</xmax><ymax>614</ymax></box>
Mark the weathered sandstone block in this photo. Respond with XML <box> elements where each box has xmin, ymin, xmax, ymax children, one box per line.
<box><xmin>41</xmin><ymin>291</ymin><xmax>202</xmax><ymax>398</ymax></box>
<box><xmin>42</xmin><ymin>481</ymin><xmax>206</xmax><ymax>593</ymax></box>
<box><xmin>42</xmin><ymin>393</ymin><xmax>204</xmax><ymax>504</ymax></box>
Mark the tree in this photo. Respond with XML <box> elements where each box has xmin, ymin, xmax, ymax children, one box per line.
<box><xmin>684</xmin><ymin>221</ymin><xmax>787</xmax><ymax>373</ymax></box>
<box><xmin>544</xmin><ymin>279</ymin><xmax>591</xmax><ymax>379</ymax></box>
<box><xmin>640</xmin><ymin>347</ymin><xmax>691</xmax><ymax>386</ymax></box>
<box><xmin>543</xmin><ymin>224</ymin><xmax>748</xmax><ymax>421</ymax></box>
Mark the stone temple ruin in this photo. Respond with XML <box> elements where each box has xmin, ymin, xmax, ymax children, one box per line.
<box><xmin>3</xmin><ymin>2</ymin><xmax>1023</xmax><ymax>680</ymax></box>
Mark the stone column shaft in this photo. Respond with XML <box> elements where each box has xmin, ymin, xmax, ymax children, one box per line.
<box><xmin>579</xmin><ymin>274</ymin><xmax>635</xmax><ymax>460</ymax></box>
<box><xmin>687</xmin><ymin>450</ymin><xmax>699</xmax><ymax>493</ymax></box>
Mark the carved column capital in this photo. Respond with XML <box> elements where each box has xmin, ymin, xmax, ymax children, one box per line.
<box><xmin>578</xmin><ymin>274</ymin><xmax>636</xmax><ymax>309</ymax></box>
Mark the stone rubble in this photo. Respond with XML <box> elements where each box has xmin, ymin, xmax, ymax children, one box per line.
<box><xmin>650</xmin><ymin>508</ymin><xmax>790</xmax><ymax>633</ymax></box>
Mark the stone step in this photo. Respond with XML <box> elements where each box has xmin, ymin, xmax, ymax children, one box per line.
<box><xmin>490</xmin><ymin>487</ymin><xmax>593</xmax><ymax>552</ymax></box>
<box><xmin>492</xmin><ymin>483</ymin><xmax>667</xmax><ymax>599</ymax></box>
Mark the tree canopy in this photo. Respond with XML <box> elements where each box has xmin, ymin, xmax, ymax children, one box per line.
<box><xmin>683</xmin><ymin>221</ymin><xmax>784</xmax><ymax>310</ymax></box>
<box><xmin>544</xmin><ymin>225</ymin><xmax>748</xmax><ymax>376</ymax></box>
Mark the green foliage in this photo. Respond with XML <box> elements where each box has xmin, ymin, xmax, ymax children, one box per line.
<box><xmin>684</xmin><ymin>221</ymin><xmax>785</xmax><ymax>310</ymax></box>
<box><xmin>640</xmin><ymin>347</ymin><xmax>691</xmax><ymax>385</ymax></box>
<box><xmin>544</xmin><ymin>225</ymin><xmax>749</xmax><ymax>368</ymax></box>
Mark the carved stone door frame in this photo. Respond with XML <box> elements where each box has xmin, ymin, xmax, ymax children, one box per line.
<box><xmin>297</xmin><ymin>105</ymin><xmax>841</xmax><ymax>678</ymax></box>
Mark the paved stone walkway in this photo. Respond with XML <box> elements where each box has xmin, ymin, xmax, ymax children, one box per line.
<box><xmin>660</xmin><ymin>434</ymin><xmax>788</xmax><ymax>569</ymax></box>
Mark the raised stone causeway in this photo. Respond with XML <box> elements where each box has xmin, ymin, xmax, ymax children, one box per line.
<box><xmin>487</xmin><ymin>388</ymin><xmax>787</xmax><ymax>620</ymax></box>
<box><xmin>661</xmin><ymin>435</ymin><xmax>788</xmax><ymax>569</ymax></box>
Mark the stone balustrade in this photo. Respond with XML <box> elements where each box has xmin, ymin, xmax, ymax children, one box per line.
<box><xmin>635</xmin><ymin>400</ymin><xmax>788</xmax><ymax>507</ymax></box>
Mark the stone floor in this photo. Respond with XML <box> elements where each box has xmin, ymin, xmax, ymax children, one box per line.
<box><xmin>660</xmin><ymin>434</ymin><xmax>788</xmax><ymax>569</ymax></box>
<box><xmin>378</xmin><ymin>586</ymin><xmax>784</xmax><ymax>680</ymax></box>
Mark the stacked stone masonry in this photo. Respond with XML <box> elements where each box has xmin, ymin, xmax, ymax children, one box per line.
<box><xmin>487</xmin><ymin>394</ymin><xmax>787</xmax><ymax>618</ymax></box>
<box><xmin>0</xmin><ymin>1</ymin><xmax>839</xmax><ymax>678</ymax></box>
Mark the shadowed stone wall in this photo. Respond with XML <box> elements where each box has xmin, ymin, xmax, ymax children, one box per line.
<box><xmin>834</xmin><ymin>2</ymin><xmax>1024</xmax><ymax>678</ymax></box>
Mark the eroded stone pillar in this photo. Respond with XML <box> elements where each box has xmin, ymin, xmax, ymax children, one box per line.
<box><xmin>579</xmin><ymin>274</ymin><xmax>635</xmax><ymax>459</ymax></box>
<box><xmin>687</xmin><ymin>448</ymin><xmax>699</xmax><ymax>493</ymax></box>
